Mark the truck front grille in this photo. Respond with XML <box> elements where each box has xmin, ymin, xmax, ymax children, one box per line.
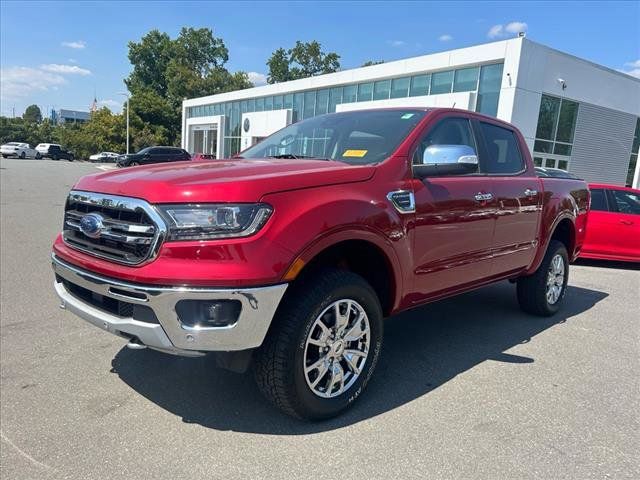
<box><xmin>62</xmin><ymin>191</ymin><xmax>166</xmax><ymax>265</ymax></box>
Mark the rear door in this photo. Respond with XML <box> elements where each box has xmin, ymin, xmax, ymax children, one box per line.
<box><xmin>476</xmin><ymin>120</ymin><xmax>542</xmax><ymax>275</ymax></box>
<box><xmin>582</xmin><ymin>187</ymin><xmax>614</xmax><ymax>257</ymax></box>
<box><xmin>411</xmin><ymin>115</ymin><xmax>497</xmax><ymax>300</ymax></box>
<box><xmin>607</xmin><ymin>188</ymin><xmax>640</xmax><ymax>259</ymax></box>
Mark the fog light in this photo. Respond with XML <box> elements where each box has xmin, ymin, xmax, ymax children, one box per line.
<box><xmin>175</xmin><ymin>300</ymin><xmax>241</xmax><ymax>328</ymax></box>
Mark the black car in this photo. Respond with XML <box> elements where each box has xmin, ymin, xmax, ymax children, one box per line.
<box><xmin>117</xmin><ymin>146</ymin><xmax>191</xmax><ymax>167</ymax></box>
<box><xmin>44</xmin><ymin>144</ymin><xmax>74</xmax><ymax>161</ymax></box>
<box><xmin>534</xmin><ymin>166</ymin><xmax>579</xmax><ymax>179</ymax></box>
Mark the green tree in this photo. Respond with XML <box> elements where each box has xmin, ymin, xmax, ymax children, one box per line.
<box><xmin>125</xmin><ymin>27</ymin><xmax>252</xmax><ymax>145</ymax></box>
<box><xmin>23</xmin><ymin>104</ymin><xmax>42</xmax><ymax>123</ymax></box>
<box><xmin>267</xmin><ymin>41</ymin><xmax>340</xmax><ymax>84</ymax></box>
<box><xmin>362</xmin><ymin>60</ymin><xmax>384</xmax><ymax>67</ymax></box>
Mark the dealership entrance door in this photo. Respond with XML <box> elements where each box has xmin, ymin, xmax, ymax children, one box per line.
<box><xmin>185</xmin><ymin>114</ymin><xmax>225</xmax><ymax>159</ymax></box>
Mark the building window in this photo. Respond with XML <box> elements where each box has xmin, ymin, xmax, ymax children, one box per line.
<box><xmin>255</xmin><ymin>97</ymin><xmax>265</xmax><ymax>112</ymax></box>
<box><xmin>343</xmin><ymin>85</ymin><xmax>357</xmax><ymax>103</ymax></box>
<box><xmin>453</xmin><ymin>67</ymin><xmax>480</xmax><ymax>93</ymax></box>
<box><xmin>391</xmin><ymin>77</ymin><xmax>410</xmax><ymax>98</ymax></box>
<box><xmin>430</xmin><ymin>70</ymin><xmax>454</xmax><ymax>95</ymax></box>
<box><xmin>534</xmin><ymin>94</ymin><xmax>579</xmax><ymax>171</ymax></box>
<box><xmin>357</xmin><ymin>82</ymin><xmax>373</xmax><ymax>102</ymax></box>
<box><xmin>475</xmin><ymin>63</ymin><xmax>503</xmax><ymax>117</ymax></box>
<box><xmin>409</xmin><ymin>74</ymin><xmax>430</xmax><ymax>97</ymax></box>
<box><xmin>373</xmin><ymin>80</ymin><xmax>391</xmax><ymax>100</ymax></box>
<box><xmin>273</xmin><ymin>95</ymin><xmax>283</xmax><ymax>110</ymax></box>
<box><xmin>628</xmin><ymin>117</ymin><xmax>640</xmax><ymax>186</ymax></box>
<box><xmin>328</xmin><ymin>87</ymin><xmax>343</xmax><ymax>112</ymax></box>
<box><xmin>316</xmin><ymin>89</ymin><xmax>329</xmax><ymax>115</ymax></box>
<box><xmin>264</xmin><ymin>96</ymin><xmax>274</xmax><ymax>111</ymax></box>
<box><xmin>293</xmin><ymin>93</ymin><xmax>304</xmax><ymax>121</ymax></box>
<box><xmin>303</xmin><ymin>91</ymin><xmax>316</xmax><ymax>119</ymax></box>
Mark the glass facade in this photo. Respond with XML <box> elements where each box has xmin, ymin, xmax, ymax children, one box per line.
<box><xmin>533</xmin><ymin>94</ymin><xmax>579</xmax><ymax>171</ymax></box>
<box><xmin>186</xmin><ymin>62</ymin><xmax>504</xmax><ymax>156</ymax></box>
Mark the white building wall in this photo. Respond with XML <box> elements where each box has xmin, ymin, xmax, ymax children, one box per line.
<box><xmin>240</xmin><ymin>110</ymin><xmax>291</xmax><ymax>150</ymax></box>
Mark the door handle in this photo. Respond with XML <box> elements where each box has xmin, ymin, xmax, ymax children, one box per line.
<box><xmin>524</xmin><ymin>188</ymin><xmax>538</xmax><ymax>197</ymax></box>
<box><xmin>620</xmin><ymin>220</ymin><xmax>633</xmax><ymax>225</ymax></box>
<box><xmin>474</xmin><ymin>192</ymin><xmax>494</xmax><ymax>202</ymax></box>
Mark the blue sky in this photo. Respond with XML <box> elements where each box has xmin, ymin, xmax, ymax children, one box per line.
<box><xmin>1</xmin><ymin>0</ymin><xmax>638</xmax><ymax>117</ymax></box>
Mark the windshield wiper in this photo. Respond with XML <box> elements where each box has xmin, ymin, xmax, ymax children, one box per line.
<box><xmin>268</xmin><ymin>154</ymin><xmax>332</xmax><ymax>161</ymax></box>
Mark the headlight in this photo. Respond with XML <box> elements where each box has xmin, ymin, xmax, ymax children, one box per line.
<box><xmin>158</xmin><ymin>203</ymin><xmax>272</xmax><ymax>241</ymax></box>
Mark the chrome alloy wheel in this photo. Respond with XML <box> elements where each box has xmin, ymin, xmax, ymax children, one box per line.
<box><xmin>546</xmin><ymin>254</ymin><xmax>565</xmax><ymax>305</ymax></box>
<box><xmin>303</xmin><ymin>299</ymin><xmax>371</xmax><ymax>398</ymax></box>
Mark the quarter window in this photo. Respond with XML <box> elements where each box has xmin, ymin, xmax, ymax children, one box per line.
<box><xmin>479</xmin><ymin>122</ymin><xmax>524</xmax><ymax>174</ymax></box>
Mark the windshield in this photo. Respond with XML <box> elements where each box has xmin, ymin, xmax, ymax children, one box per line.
<box><xmin>137</xmin><ymin>147</ymin><xmax>153</xmax><ymax>154</ymax></box>
<box><xmin>241</xmin><ymin>110</ymin><xmax>426</xmax><ymax>165</ymax></box>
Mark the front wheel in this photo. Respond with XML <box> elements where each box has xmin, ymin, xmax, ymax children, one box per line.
<box><xmin>67</xmin><ymin>155</ymin><xmax>74</xmax><ymax>162</ymax></box>
<box><xmin>517</xmin><ymin>240</ymin><xmax>569</xmax><ymax>316</ymax></box>
<box><xmin>35</xmin><ymin>152</ymin><xmax>41</xmax><ymax>159</ymax></box>
<box><xmin>254</xmin><ymin>269</ymin><xmax>383</xmax><ymax>420</ymax></box>
<box><xmin>19</xmin><ymin>151</ymin><xmax>26</xmax><ymax>159</ymax></box>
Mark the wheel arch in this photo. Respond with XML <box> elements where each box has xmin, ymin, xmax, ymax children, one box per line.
<box><xmin>282</xmin><ymin>230</ymin><xmax>402</xmax><ymax>317</ymax></box>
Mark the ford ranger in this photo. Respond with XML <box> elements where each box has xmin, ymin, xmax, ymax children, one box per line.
<box><xmin>52</xmin><ymin>108</ymin><xmax>589</xmax><ymax>419</ymax></box>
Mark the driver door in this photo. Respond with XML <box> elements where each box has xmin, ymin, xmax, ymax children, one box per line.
<box><xmin>411</xmin><ymin>115</ymin><xmax>497</xmax><ymax>301</ymax></box>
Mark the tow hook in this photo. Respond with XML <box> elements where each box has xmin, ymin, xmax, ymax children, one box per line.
<box><xmin>126</xmin><ymin>338</ymin><xmax>147</xmax><ymax>350</ymax></box>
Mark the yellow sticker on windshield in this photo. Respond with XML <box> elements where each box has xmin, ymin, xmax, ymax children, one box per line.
<box><xmin>342</xmin><ymin>149</ymin><xmax>368</xmax><ymax>158</ymax></box>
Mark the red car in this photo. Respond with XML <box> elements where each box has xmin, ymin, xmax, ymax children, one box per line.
<box><xmin>581</xmin><ymin>184</ymin><xmax>640</xmax><ymax>262</ymax></box>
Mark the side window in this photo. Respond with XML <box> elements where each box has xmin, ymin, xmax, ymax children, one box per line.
<box><xmin>610</xmin><ymin>189</ymin><xmax>640</xmax><ymax>215</ymax></box>
<box><xmin>413</xmin><ymin>117</ymin><xmax>477</xmax><ymax>165</ymax></box>
<box><xmin>589</xmin><ymin>189</ymin><xmax>608</xmax><ymax>212</ymax></box>
<box><xmin>479</xmin><ymin>122</ymin><xmax>524</xmax><ymax>174</ymax></box>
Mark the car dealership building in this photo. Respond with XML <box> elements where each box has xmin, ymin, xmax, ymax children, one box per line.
<box><xmin>182</xmin><ymin>36</ymin><xmax>640</xmax><ymax>187</ymax></box>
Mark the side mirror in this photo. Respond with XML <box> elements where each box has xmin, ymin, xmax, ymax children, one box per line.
<box><xmin>414</xmin><ymin>144</ymin><xmax>479</xmax><ymax>177</ymax></box>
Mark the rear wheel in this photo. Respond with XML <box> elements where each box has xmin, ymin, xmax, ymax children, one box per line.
<box><xmin>67</xmin><ymin>154</ymin><xmax>74</xmax><ymax>162</ymax></box>
<box><xmin>19</xmin><ymin>151</ymin><xmax>26</xmax><ymax>159</ymax></box>
<box><xmin>35</xmin><ymin>152</ymin><xmax>41</xmax><ymax>159</ymax></box>
<box><xmin>254</xmin><ymin>269</ymin><xmax>383</xmax><ymax>420</ymax></box>
<box><xmin>52</xmin><ymin>155</ymin><xmax>59</xmax><ymax>161</ymax></box>
<box><xmin>517</xmin><ymin>240</ymin><xmax>569</xmax><ymax>316</ymax></box>
<box><xmin>130</xmin><ymin>161</ymin><xmax>140</xmax><ymax>167</ymax></box>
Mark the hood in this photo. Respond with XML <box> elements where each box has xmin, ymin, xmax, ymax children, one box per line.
<box><xmin>73</xmin><ymin>158</ymin><xmax>376</xmax><ymax>203</ymax></box>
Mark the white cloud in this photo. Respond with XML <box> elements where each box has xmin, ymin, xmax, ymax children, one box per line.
<box><xmin>505</xmin><ymin>21</ymin><xmax>528</xmax><ymax>34</ymax></box>
<box><xmin>619</xmin><ymin>59</ymin><xmax>640</xmax><ymax>78</ymax></box>
<box><xmin>488</xmin><ymin>21</ymin><xmax>528</xmax><ymax>39</ymax></box>
<box><xmin>438</xmin><ymin>34</ymin><xmax>453</xmax><ymax>42</ymax></box>
<box><xmin>68</xmin><ymin>58</ymin><xmax>77</xmax><ymax>63</ymax></box>
<box><xmin>98</xmin><ymin>99</ymin><xmax>122</xmax><ymax>109</ymax></box>
<box><xmin>388</xmin><ymin>40</ymin><xmax>406</xmax><ymax>47</ymax></box>
<box><xmin>40</xmin><ymin>64</ymin><xmax>92</xmax><ymax>75</ymax></box>
<box><xmin>247</xmin><ymin>71</ymin><xmax>268</xmax><ymax>86</ymax></box>
<box><xmin>0</xmin><ymin>66</ymin><xmax>66</xmax><ymax>100</ymax></box>
<box><xmin>62</xmin><ymin>40</ymin><xmax>86</xmax><ymax>49</ymax></box>
<box><xmin>488</xmin><ymin>24</ymin><xmax>504</xmax><ymax>38</ymax></box>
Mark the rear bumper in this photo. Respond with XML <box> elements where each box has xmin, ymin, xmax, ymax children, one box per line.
<box><xmin>52</xmin><ymin>254</ymin><xmax>288</xmax><ymax>355</ymax></box>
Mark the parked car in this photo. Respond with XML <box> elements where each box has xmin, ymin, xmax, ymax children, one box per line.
<box><xmin>580</xmin><ymin>183</ymin><xmax>640</xmax><ymax>262</ymax></box>
<box><xmin>52</xmin><ymin>108</ymin><xmax>589</xmax><ymax>420</ymax></box>
<box><xmin>535</xmin><ymin>166</ymin><xmax>579</xmax><ymax>179</ymax></box>
<box><xmin>117</xmin><ymin>146</ymin><xmax>190</xmax><ymax>167</ymax></box>
<box><xmin>36</xmin><ymin>143</ymin><xmax>74</xmax><ymax>161</ymax></box>
<box><xmin>1</xmin><ymin>142</ymin><xmax>40</xmax><ymax>159</ymax></box>
<box><xmin>191</xmin><ymin>153</ymin><xmax>216</xmax><ymax>161</ymax></box>
<box><xmin>89</xmin><ymin>152</ymin><xmax>120</xmax><ymax>163</ymax></box>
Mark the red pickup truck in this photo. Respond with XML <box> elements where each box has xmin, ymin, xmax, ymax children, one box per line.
<box><xmin>52</xmin><ymin>108</ymin><xmax>589</xmax><ymax>419</ymax></box>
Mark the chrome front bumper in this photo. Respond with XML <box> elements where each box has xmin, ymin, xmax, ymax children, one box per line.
<box><xmin>52</xmin><ymin>255</ymin><xmax>288</xmax><ymax>355</ymax></box>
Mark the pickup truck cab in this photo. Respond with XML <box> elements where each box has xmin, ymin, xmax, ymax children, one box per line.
<box><xmin>52</xmin><ymin>108</ymin><xmax>589</xmax><ymax>419</ymax></box>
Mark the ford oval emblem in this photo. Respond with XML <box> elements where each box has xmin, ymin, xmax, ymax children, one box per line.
<box><xmin>79</xmin><ymin>213</ymin><xmax>104</xmax><ymax>239</ymax></box>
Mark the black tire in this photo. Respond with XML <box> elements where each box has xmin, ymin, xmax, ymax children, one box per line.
<box><xmin>52</xmin><ymin>155</ymin><xmax>58</xmax><ymax>161</ymax></box>
<box><xmin>67</xmin><ymin>155</ymin><xmax>74</xmax><ymax>162</ymax></box>
<box><xmin>254</xmin><ymin>269</ymin><xmax>383</xmax><ymax>420</ymax></box>
<box><xmin>517</xmin><ymin>240</ymin><xmax>569</xmax><ymax>316</ymax></box>
<box><xmin>130</xmin><ymin>161</ymin><xmax>139</xmax><ymax>167</ymax></box>
<box><xmin>2</xmin><ymin>155</ymin><xmax>7</xmax><ymax>158</ymax></box>
<box><xmin>35</xmin><ymin>152</ymin><xmax>41</xmax><ymax>159</ymax></box>
<box><xmin>19</xmin><ymin>151</ymin><xmax>26</xmax><ymax>159</ymax></box>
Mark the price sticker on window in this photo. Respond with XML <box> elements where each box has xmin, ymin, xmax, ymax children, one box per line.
<box><xmin>342</xmin><ymin>149</ymin><xmax>368</xmax><ymax>158</ymax></box>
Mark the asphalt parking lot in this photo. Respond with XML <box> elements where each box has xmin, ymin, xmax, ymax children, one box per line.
<box><xmin>1</xmin><ymin>158</ymin><xmax>639</xmax><ymax>479</ymax></box>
